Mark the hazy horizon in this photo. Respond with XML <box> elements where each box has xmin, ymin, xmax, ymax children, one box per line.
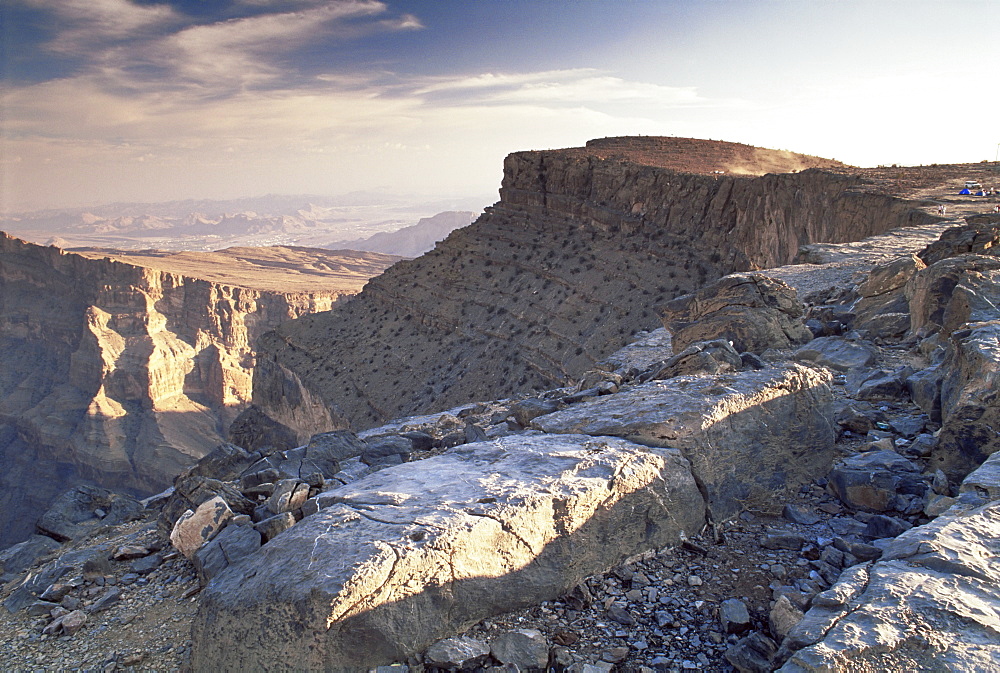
<box><xmin>3</xmin><ymin>0</ymin><xmax>999</xmax><ymax>212</ymax></box>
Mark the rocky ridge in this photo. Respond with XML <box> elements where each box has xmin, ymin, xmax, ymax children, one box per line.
<box><xmin>2</xmin><ymin>209</ymin><xmax>999</xmax><ymax>671</ymax></box>
<box><xmin>0</xmin><ymin>235</ymin><xmax>400</xmax><ymax>547</ymax></box>
<box><xmin>244</xmin><ymin>137</ymin><xmax>948</xmax><ymax>441</ymax></box>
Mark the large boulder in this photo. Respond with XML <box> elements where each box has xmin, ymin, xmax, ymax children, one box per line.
<box><xmin>852</xmin><ymin>254</ymin><xmax>925</xmax><ymax>339</ymax></box>
<box><xmin>34</xmin><ymin>486</ymin><xmax>143</xmax><ymax>543</ymax></box>
<box><xmin>918</xmin><ymin>217</ymin><xmax>1000</xmax><ymax>266</ymax></box>
<box><xmin>905</xmin><ymin>254</ymin><xmax>1000</xmax><ymax>339</ymax></box>
<box><xmin>190</xmin><ymin>434</ymin><xmax>705</xmax><ymax>671</ymax></box>
<box><xmin>531</xmin><ymin>364</ymin><xmax>836</xmax><ymax>521</ymax></box>
<box><xmin>658</xmin><ymin>273</ymin><xmax>812</xmax><ymax>354</ymax></box>
<box><xmin>932</xmin><ymin>320</ymin><xmax>1000</xmax><ymax>480</ymax></box>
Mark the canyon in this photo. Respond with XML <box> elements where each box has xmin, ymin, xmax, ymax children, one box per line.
<box><xmin>0</xmin><ymin>237</ymin><xmax>401</xmax><ymax>547</ymax></box>
<box><xmin>2</xmin><ymin>136</ymin><xmax>1000</xmax><ymax>672</ymax></box>
<box><xmin>245</xmin><ymin>137</ymin><xmax>951</xmax><ymax>442</ymax></box>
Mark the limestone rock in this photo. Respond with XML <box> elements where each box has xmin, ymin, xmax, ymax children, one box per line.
<box><xmin>793</xmin><ymin>336</ymin><xmax>877</xmax><ymax>373</ymax></box>
<box><xmin>769</xmin><ymin>595</ymin><xmax>804</xmax><ymax>641</ymax></box>
<box><xmin>425</xmin><ymin>636</ymin><xmax>490</xmax><ymax>669</ymax></box>
<box><xmin>192</xmin><ymin>522</ymin><xmax>261</xmax><ymax>585</ymax></box>
<box><xmin>169</xmin><ymin>496</ymin><xmax>233</xmax><ymax>559</ymax></box>
<box><xmin>35</xmin><ymin>486</ymin><xmax>142</xmax><ymax>543</ymax></box>
<box><xmin>933</xmin><ymin>320</ymin><xmax>1000</xmax><ymax>480</ymax></box>
<box><xmin>490</xmin><ymin>629</ymin><xmax>549</xmax><ymax>669</ymax></box>
<box><xmin>918</xmin><ymin>217</ymin><xmax>1000</xmax><ymax>265</ymax></box>
<box><xmin>0</xmin><ymin>535</ymin><xmax>62</xmax><ymax>584</ymax></box>
<box><xmin>720</xmin><ymin>598</ymin><xmax>752</xmax><ymax>634</ymax></box>
<box><xmin>0</xmin><ymin>232</ymin><xmax>364</xmax><ymax>548</ymax></box>
<box><xmin>658</xmin><ymin>273</ymin><xmax>812</xmax><ymax>354</ymax></box>
<box><xmin>827</xmin><ymin>451</ymin><xmax>926</xmax><ymax>512</ymax></box>
<box><xmin>648</xmin><ymin>339</ymin><xmax>743</xmax><ymax>380</ymax></box>
<box><xmin>905</xmin><ymin>254</ymin><xmax>1000</xmax><ymax>339</ymax></box>
<box><xmin>857</xmin><ymin>254</ymin><xmax>926</xmax><ymax>298</ymax></box>
<box><xmin>190</xmin><ymin>434</ymin><xmax>705</xmax><ymax>670</ymax></box>
<box><xmin>778</xmin><ymin>458</ymin><xmax>1000</xmax><ymax>671</ymax></box>
<box><xmin>531</xmin><ymin>364</ymin><xmax>836</xmax><ymax>520</ymax></box>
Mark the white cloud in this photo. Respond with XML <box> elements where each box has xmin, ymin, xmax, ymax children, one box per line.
<box><xmin>24</xmin><ymin>0</ymin><xmax>179</xmax><ymax>54</ymax></box>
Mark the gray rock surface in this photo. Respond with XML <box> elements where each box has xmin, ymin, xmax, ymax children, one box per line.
<box><xmin>658</xmin><ymin>273</ymin><xmax>812</xmax><ymax>354</ymax></box>
<box><xmin>531</xmin><ymin>364</ymin><xmax>836</xmax><ymax>520</ymax></box>
<box><xmin>793</xmin><ymin>336</ymin><xmax>877</xmax><ymax>373</ymax></box>
<box><xmin>778</xmin><ymin>453</ymin><xmax>1000</xmax><ymax>671</ymax></box>
<box><xmin>191</xmin><ymin>434</ymin><xmax>705</xmax><ymax>671</ymax></box>
<box><xmin>934</xmin><ymin>320</ymin><xmax>1000</xmax><ymax>480</ymax></box>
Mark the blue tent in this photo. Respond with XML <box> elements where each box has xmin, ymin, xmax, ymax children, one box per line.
<box><xmin>977</xmin><ymin>190</ymin><xmax>987</xmax><ymax>196</ymax></box>
<box><xmin>960</xmin><ymin>188</ymin><xmax>972</xmax><ymax>194</ymax></box>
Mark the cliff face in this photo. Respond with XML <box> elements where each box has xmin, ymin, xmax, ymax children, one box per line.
<box><xmin>250</xmin><ymin>137</ymin><xmax>937</xmax><ymax>439</ymax></box>
<box><xmin>0</xmin><ymin>234</ymin><xmax>396</xmax><ymax>547</ymax></box>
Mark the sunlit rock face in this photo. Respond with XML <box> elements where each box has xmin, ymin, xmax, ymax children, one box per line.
<box><xmin>0</xmin><ymin>233</ymin><xmax>394</xmax><ymax>547</ymax></box>
<box><xmin>248</xmin><ymin>136</ymin><xmax>934</xmax><ymax>438</ymax></box>
<box><xmin>191</xmin><ymin>434</ymin><xmax>705</xmax><ymax>671</ymax></box>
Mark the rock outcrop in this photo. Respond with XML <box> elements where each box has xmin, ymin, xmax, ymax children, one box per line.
<box><xmin>778</xmin><ymin>453</ymin><xmax>1000</xmax><ymax>672</ymax></box>
<box><xmin>191</xmin><ymin>434</ymin><xmax>705</xmax><ymax>671</ymax></box>
<box><xmin>247</xmin><ymin>137</ymin><xmax>937</xmax><ymax>439</ymax></box>
<box><xmin>0</xmin><ymin>234</ymin><xmax>399</xmax><ymax>547</ymax></box>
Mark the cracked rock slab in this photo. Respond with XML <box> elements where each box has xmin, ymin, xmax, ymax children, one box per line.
<box><xmin>530</xmin><ymin>364</ymin><xmax>836</xmax><ymax>521</ymax></box>
<box><xmin>190</xmin><ymin>434</ymin><xmax>705</xmax><ymax>671</ymax></box>
<box><xmin>778</xmin><ymin>458</ymin><xmax>1000</xmax><ymax>672</ymax></box>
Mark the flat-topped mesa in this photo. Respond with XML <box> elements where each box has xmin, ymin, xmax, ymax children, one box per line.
<box><xmin>0</xmin><ymin>233</ymin><xmax>400</xmax><ymax>547</ymax></box>
<box><xmin>247</xmin><ymin>137</ymin><xmax>939</xmax><ymax>441</ymax></box>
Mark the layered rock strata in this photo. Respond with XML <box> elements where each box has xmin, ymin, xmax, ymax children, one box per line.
<box><xmin>249</xmin><ymin>137</ymin><xmax>936</xmax><ymax>439</ymax></box>
<box><xmin>0</xmin><ymin>233</ymin><xmax>398</xmax><ymax>547</ymax></box>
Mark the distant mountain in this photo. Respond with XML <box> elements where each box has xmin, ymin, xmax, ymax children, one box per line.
<box><xmin>325</xmin><ymin>211</ymin><xmax>478</xmax><ymax>257</ymax></box>
<box><xmin>0</xmin><ymin>195</ymin><xmax>491</xmax><ymax>252</ymax></box>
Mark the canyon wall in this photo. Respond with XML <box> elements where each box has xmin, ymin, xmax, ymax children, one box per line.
<box><xmin>0</xmin><ymin>234</ymin><xmax>389</xmax><ymax>547</ymax></box>
<box><xmin>249</xmin><ymin>138</ymin><xmax>937</xmax><ymax>439</ymax></box>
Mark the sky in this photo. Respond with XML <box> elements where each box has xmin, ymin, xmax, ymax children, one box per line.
<box><xmin>2</xmin><ymin>0</ymin><xmax>999</xmax><ymax>213</ymax></box>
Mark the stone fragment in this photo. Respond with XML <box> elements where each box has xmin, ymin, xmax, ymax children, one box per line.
<box><xmin>607</xmin><ymin>604</ymin><xmax>635</xmax><ymax>626</ymax></box>
<box><xmin>193</xmin><ymin>523</ymin><xmax>262</xmax><ymax>585</ymax></box>
<box><xmin>253</xmin><ymin>512</ymin><xmax>296</xmax><ymax>543</ymax></box>
<box><xmin>169</xmin><ymin>495</ymin><xmax>233</xmax><ymax>559</ymax></box>
<box><xmin>794</xmin><ymin>336</ymin><xmax>877</xmax><ymax>373</ymax></box>
<box><xmin>43</xmin><ymin>609</ymin><xmax>87</xmax><ymax>636</ymax></box>
<box><xmin>531</xmin><ymin>364</ymin><xmax>836</xmax><ymax>521</ymax></box>
<box><xmin>761</xmin><ymin>531</ymin><xmax>805</xmax><ymax>551</ymax></box>
<box><xmin>0</xmin><ymin>535</ymin><xmax>62</xmax><ymax>584</ymax></box>
<box><xmin>782</xmin><ymin>504</ymin><xmax>820</xmax><ymax>525</ymax></box>
<box><xmin>425</xmin><ymin>636</ymin><xmax>490</xmax><ymax>669</ymax></box>
<box><xmin>490</xmin><ymin>629</ymin><xmax>549</xmax><ymax>669</ymax></box>
<box><xmin>720</xmin><ymin>598</ymin><xmax>752</xmax><ymax>634</ymax></box>
<box><xmin>86</xmin><ymin>587</ymin><xmax>121</xmax><ymax>613</ymax></box>
<box><xmin>724</xmin><ymin>632</ymin><xmax>777</xmax><ymax>673</ymax></box>
<box><xmin>906</xmin><ymin>254</ymin><xmax>1000</xmax><ymax>339</ymax></box>
<box><xmin>39</xmin><ymin>580</ymin><xmax>76</xmax><ymax>603</ymax></box>
<box><xmin>191</xmin><ymin>434</ymin><xmax>705</xmax><ymax>670</ymax></box>
<box><xmin>659</xmin><ymin>273</ymin><xmax>812</xmax><ymax>354</ymax></box>
<box><xmin>361</xmin><ymin>436</ymin><xmax>413</xmax><ymax>466</ymax></box>
<box><xmin>265</xmin><ymin>479</ymin><xmax>310</xmax><ymax>515</ymax></box>
<box><xmin>769</xmin><ymin>595</ymin><xmax>804</xmax><ymax>641</ymax></box>
<box><xmin>35</xmin><ymin>486</ymin><xmax>142</xmax><ymax>543</ymax></box>
<box><xmin>828</xmin><ymin>451</ymin><xmax>925</xmax><ymax>512</ymax></box>
<box><xmin>130</xmin><ymin>553</ymin><xmax>164</xmax><ymax>575</ymax></box>
<box><xmin>509</xmin><ymin>398</ymin><xmax>560</xmax><ymax>427</ymax></box>
<box><xmin>649</xmin><ymin>339</ymin><xmax>743</xmax><ymax>379</ymax></box>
